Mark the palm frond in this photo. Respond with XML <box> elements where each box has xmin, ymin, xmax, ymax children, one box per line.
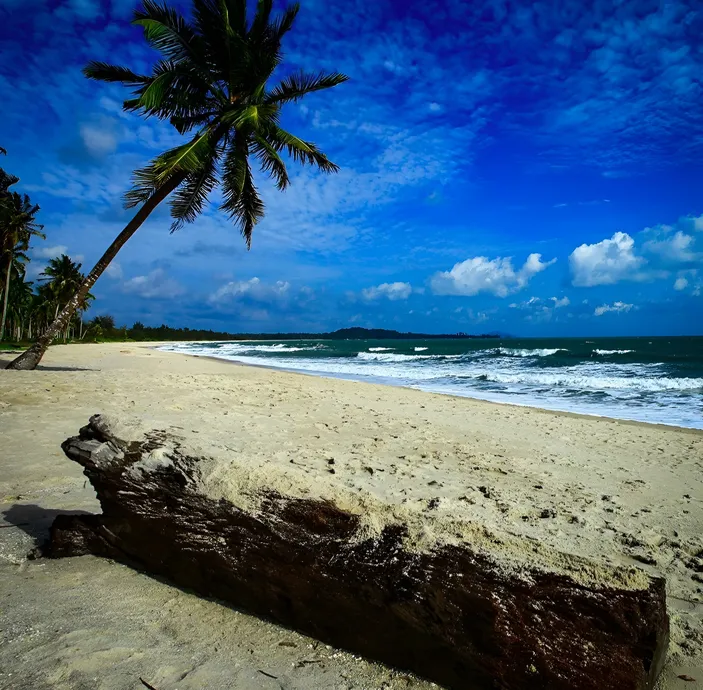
<box><xmin>265</xmin><ymin>3</ymin><xmax>299</xmax><ymax>43</ymax></box>
<box><xmin>249</xmin><ymin>0</ymin><xmax>273</xmax><ymax>39</ymax></box>
<box><xmin>153</xmin><ymin>130</ymin><xmax>214</xmax><ymax>183</ymax></box>
<box><xmin>0</xmin><ymin>147</ymin><xmax>6</xmax><ymax>155</ymax></box>
<box><xmin>124</xmin><ymin>163</ymin><xmax>160</xmax><ymax>208</ymax></box>
<box><xmin>192</xmin><ymin>0</ymin><xmax>234</xmax><ymax>82</ymax></box>
<box><xmin>170</xmin><ymin>109</ymin><xmax>221</xmax><ymax>134</ymax></box>
<box><xmin>222</xmin><ymin>0</ymin><xmax>247</xmax><ymax>36</ymax></box>
<box><xmin>220</xmin><ymin>103</ymin><xmax>279</xmax><ymax>129</ymax></box>
<box><xmin>251</xmin><ymin>135</ymin><xmax>289</xmax><ymax>190</ymax></box>
<box><xmin>221</xmin><ymin>136</ymin><xmax>264</xmax><ymax>247</ymax></box>
<box><xmin>267</xmin><ymin>70</ymin><xmax>349</xmax><ymax>105</ymax></box>
<box><xmin>83</xmin><ymin>62</ymin><xmax>151</xmax><ymax>86</ymax></box>
<box><xmin>124</xmin><ymin>60</ymin><xmax>221</xmax><ymax>121</ymax></box>
<box><xmin>169</xmin><ymin>154</ymin><xmax>219</xmax><ymax>232</ymax></box>
<box><xmin>263</xmin><ymin>124</ymin><xmax>339</xmax><ymax>173</ymax></box>
<box><xmin>133</xmin><ymin>0</ymin><xmax>205</xmax><ymax>66</ymax></box>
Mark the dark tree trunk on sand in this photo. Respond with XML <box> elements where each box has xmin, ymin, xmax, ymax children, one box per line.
<box><xmin>51</xmin><ymin>415</ymin><xmax>670</xmax><ymax>690</ymax></box>
<box><xmin>5</xmin><ymin>174</ymin><xmax>185</xmax><ymax>370</ymax></box>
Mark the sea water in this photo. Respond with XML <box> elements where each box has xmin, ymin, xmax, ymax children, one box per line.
<box><xmin>159</xmin><ymin>337</ymin><xmax>703</xmax><ymax>429</ymax></box>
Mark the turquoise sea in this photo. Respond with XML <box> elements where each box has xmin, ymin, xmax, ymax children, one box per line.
<box><xmin>160</xmin><ymin>336</ymin><xmax>703</xmax><ymax>429</ymax></box>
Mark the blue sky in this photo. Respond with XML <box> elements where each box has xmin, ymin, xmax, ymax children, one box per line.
<box><xmin>1</xmin><ymin>0</ymin><xmax>702</xmax><ymax>336</ymax></box>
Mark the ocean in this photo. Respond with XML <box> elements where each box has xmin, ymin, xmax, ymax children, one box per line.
<box><xmin>159</xmin><ymin>336</ymin><xmax>703</xmax><ymax>429</ymax></box>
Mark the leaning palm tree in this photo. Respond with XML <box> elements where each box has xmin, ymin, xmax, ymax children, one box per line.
<box><xmin>7</xmin><ymin>0</ymin><xmax>347</xmax><ymax>369</ymax></box>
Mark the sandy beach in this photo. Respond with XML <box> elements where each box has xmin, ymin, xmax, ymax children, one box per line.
<box><xmin>1</xmin><ymin>342</ymin><xmax>702</xmax><ymax>689</ymax></box>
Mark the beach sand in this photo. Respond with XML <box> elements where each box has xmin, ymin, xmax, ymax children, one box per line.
<box><xmin>1</xmin><ymin>342</ymin><xmax>702</xmax><ymax>689</ymax></box>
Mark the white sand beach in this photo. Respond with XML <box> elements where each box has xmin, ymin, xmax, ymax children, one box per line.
<box><xmin>1</xmin><ymin>342</ymin><xmax>702</xmax><ymax>689</ymax></box>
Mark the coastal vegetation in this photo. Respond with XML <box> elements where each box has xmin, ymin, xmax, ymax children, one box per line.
<box><xmin>0</xmin><ymin>322</ymin><xmax>501</xmax><ymax>348</ymax></box>
<box><xmin>1</xmin><ymin>151</ymin><xmax>97</xmax><ymax>344</ymax></box>
<box><xmin>6</xmin><ymin>0</ymin><xmax>347</xmax><ymax>370</ymax></box>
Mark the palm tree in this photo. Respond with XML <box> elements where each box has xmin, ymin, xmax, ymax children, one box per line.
<box><xmin>7</xmin><ymin>0</ymin><xmax>347</xmax><ymax>369</ymax></box>
<box><xmin>38</xmin><ymin>255</ymin><xmax>94</xmax><ymax>340</ymax></box>
<box><xmin>1</xmin><ymin>191</ymin><xmax>44</xmax><ymax>340</ymax></box>
<box><xmin>0</xmin><ymin>148</ymin><xmax>19</xmax><ymax>195</ymax></box>
<box><xmin>6</xmin><ymin>276</ymin><xmax>34</xmax><ymax>342</ymax></box>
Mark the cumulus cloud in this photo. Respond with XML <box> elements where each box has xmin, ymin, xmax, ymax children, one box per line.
<box><xmin>594</xmin><ymin>301</ymin><xmax>634</xmax><ymax>316</ymax></box>
<box><xmin>122</xmin><ymin>269</ymin><xmax>184</xmax><ymax>299</ymax></box>
<box><xmin>361</xmin><ymin>282</ymin><xmax>412</xmax><ymax>301</ymax></box>
<box><xmin>672</xmin><ymin>269</ymin><xmax>701</xmax><ymax>295</ymax></box>
<box><xmin>209</xmin><ymin>277</ymin><xmax>291</xmax><ymax>304</ymax></box>
<box><xmin>550</xmin><ymin>296</ymin><xmax>570</xmax><ymax>308</ymax></box>
<box><xmin>642</xmin><ymin>229</ymin><xmax>700</xmax><ymax>264</ymax></box>
<box><xmin>431</xmin><ymin>254</ymin><xmax>555</xmax><ymax>297</ymax></box>
<box><xmin>569</xmin><ymin>232</ymin><xmax>646</xmax><ymax>287</ymax></box>
<box><xmin>31</xmin><ymin>245</ymin><xmax>68</xmax><ymax>259</ymax></box>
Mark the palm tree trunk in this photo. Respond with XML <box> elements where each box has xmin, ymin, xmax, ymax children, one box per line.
<box><xmin>79</xmin><ymin>316</ymin><xmax>83</xmax><ymax>340</ymax></box>
<box><xmin>0</xmin><ymin>264</ymin><xmax>11</xmax><ymax>341</ymax></box>
<box><xmin>6</xmin><ymin>173</ymin><xmax>186</xmax><ymax>370</ymax></box>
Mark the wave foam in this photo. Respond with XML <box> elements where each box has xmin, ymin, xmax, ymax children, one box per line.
<box><xmin>466</xmin><ymin>370</ymin><xmax>702</xmax><ymax>392</ymax></box>
<box><xmin>357</xmin><ymin>351</ymin><xmax>431</xmax><ymax>362</ymax></box>
<box><xmin>496</xmin><ymin>347</ymin><xmax>568</xmax><ymax>357</ymax></box>
<box><xmin>414</xmin><ymin>347</ymin><xmax>428</xmax><ymax>352</ymax></box>
<box><xmin>594</xmin><ymin>349</ymin><xmax>635</xmax><ymax>355</ymax></box>
<box><xmin>368</xmin><ymin>347</ymin><xmax>394</xmax><ymax>352</ymax></box>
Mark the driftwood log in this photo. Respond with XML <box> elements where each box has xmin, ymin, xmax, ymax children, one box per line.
<box><xmin>50</xmin><ymin>414</ymin><xmax>669</xmax><ymax>690</ymax></box>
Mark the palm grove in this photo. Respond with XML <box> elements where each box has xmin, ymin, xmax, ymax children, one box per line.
<box><xmin>0</xmin><ymin>150</ymin><xmax>93</xmax><ymax>344</ymax></box>
<box><xmin>5</xmin><ymin>0</ymin><xmax>346</xmax><ymax>370</ymax></box>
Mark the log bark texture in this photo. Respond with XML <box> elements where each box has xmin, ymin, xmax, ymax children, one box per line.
<box><xmin>51</xmin><ymin>415</ymin><xmax>669</xmax><ymax>690</ymax></box>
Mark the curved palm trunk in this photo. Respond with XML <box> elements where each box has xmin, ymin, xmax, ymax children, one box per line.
<box><xmin>6</xmin><ymin>174</ymin><xmax>184</xmax><ymax>370</ymax></box>
<box><xmin>0</xmin><ymin>264</ymin><xmax>10</xmax><ymax>341</ymax></box>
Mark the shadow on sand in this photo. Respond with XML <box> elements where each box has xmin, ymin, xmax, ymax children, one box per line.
<box><xmin>0</xmin><ymin>357</ymin><xmax>95</xmax><ymax>371</ymax></box>
<box><xmin>1</xmin><ymin>503</ymin><xmax>95</xmax><ymax>549</ymax></box>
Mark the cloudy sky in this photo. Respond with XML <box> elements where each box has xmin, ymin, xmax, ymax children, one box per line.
<box><xmin>1</xmin><ymin>0</ymin><xmax>702</xmax><ymax>336</ymax></box>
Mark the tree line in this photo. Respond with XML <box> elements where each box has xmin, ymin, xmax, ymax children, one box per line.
<box><xmin>0</xmin><ymin>150</ymin><xmax>95</xmax><ymax>344</ymax></box>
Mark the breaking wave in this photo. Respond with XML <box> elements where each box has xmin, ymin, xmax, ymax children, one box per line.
<box><xmin>496</xmin><ymin>347</ymin><xmax>568</xmax><ymax>357</ymax></box>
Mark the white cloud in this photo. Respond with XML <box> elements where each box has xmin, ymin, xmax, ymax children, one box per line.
<box><xmin>31</xmin><ymin>245</ymin><xmax>68</xmax><ymax>259</ymax></box>
<box><xmin>508</xmin><ymin>296</ymin><xmax>570</xmax><ymax>322</ymax></box>
<box><xmin>674</xmin><ymin>277</ymin><xmax>689</xmax><ymax>291</ymax></box>
<box><xmin>105</xmin><ymin>262</ymin><xmax>123</xmax><ymax>279</ymax></box>
<box><xmin>431</xmin><ymin>253</ymin><xmax>555</xmax><ymax>297</ymax></box>
<box><xmin>569</xmin><ymin>232</ymin><xmax>646</xmax><ymax>287</ymax></box>
<box><xmin>80</xmin><ymin>122</ymin><xmax>117</xmax><ymax>158</ymax></box>
<box><xmin>122</xmin><ymin>269</ymin><xmax>184</xmax><ymax>299</ymax></box>
<box><xmin>209</xmin><ymin>277</ymin><xmax>291</xmax><ymax>304</ymax></box>
<box><xmin>643</xmin><ymin>230</ymin><xmax>699</xmax><ymax>263</ymax></box>
<box><xmin>428</xmin><ymin>102</ymin><xmax>443</xmax><ymax>113</ymax></box>
<box><xmin>594</xmin><ymin>301</ymin><xmax>634</xmax><ymax>316</ymax></box>
<box><xmin>361</xmin><ymin>282</ymin><xmax>412</xmax><ymax>301</ymax></box>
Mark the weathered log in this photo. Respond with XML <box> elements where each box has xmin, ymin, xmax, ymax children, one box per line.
<box><xmin>50</xmin><ymin>414</ymin><xmax>669</xmax><ymax>690</ymax></box>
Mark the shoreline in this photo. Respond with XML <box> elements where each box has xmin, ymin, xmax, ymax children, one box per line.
<box><xmin>2</xmin><ymin>342</ymin><xmax>702</xmax><ymax>689</ymax></box>
<box><xmin>153</xmin><ymin>344</ymin><xmax>703</xmax><ymax>435</ymax></box>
